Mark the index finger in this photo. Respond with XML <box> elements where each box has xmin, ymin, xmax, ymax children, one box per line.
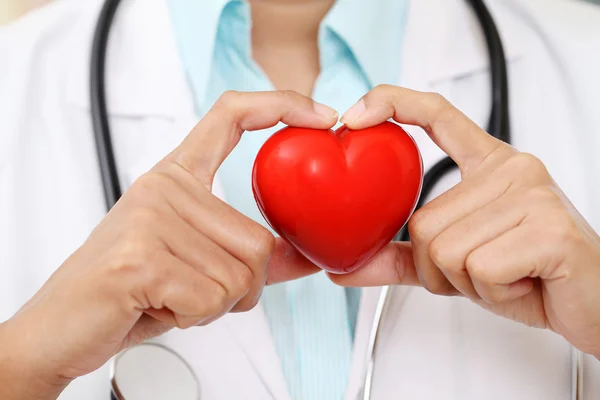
<box><xmin>164</xmin><ymin>90</ymin><xmax>339</xmax><ymax>189</ymax></box>
<box><xmin>341</xmin><ymin>86</ymin><xmax>504</xmax><ymax>175</ymax></box>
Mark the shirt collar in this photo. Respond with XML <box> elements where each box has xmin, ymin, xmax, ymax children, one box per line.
<box><xmin>167</xmin><ymin>0</ymin><xmax>408</xmax><ymax>104</ymax></box>
<box><xmin>167</xmin><ymin>0</ymin><xmax>234</xmax><ymax>110</ymax></box>
<box><xmin>323</xmin><ymin>0</ymin><xmax>409</xmax><ymax>87</ymax></box>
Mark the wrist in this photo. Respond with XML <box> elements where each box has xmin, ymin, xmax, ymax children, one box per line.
<box><xmin>0</xmin><ymin>318</ymin><xmax>71</xmax><ymax>400</ymax></box>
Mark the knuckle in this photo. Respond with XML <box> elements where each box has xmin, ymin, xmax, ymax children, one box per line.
<box><xmin>561</xmin><ymin>221</ymin><xmax>581</xmax><ymax>246</ymax></box>
<box><xmin>550</xmin><ymin>215</ymin><xmax>581</xmax><ymax>247</ymax></box>
<box><xmin>422</xmin><ymin>278</ymin><xmax>457</xmax><ymax>297</ymax></box>
<box><xmin>528</xmin><ymin>186</ymin><xmax>563</xmax><ymax>209</ymax></box>
<box><xmin>407</xmin><ymin>209</ymin><xmax>433</xmax><ymax>243</ymax></box>
<box><xmin>110</xmin><ymin>246</ymin><xmax>164</xmax><ymax>310</ymax></box>
<box><xmin>424</xmin><ymin>93</ymin><xmax>454</xmax><ymax>128</ymax></box>
<box><xmin>465</xmin><ymin>251</ymin><xmax>491</xmax><ymax>283</ymax></box>
<box><xmin>276</xmin><ymin>89</ymin><xmax>297</xmax><ymax>101</ymax></box>
<box><xmin>216</xmin><ymin>90</ymin><xmax>241</xmax><ymax>110</ymax></box>
<box><xmin>372</xmin><ymin>84</ymin><xmax>396</xmax><ymax>94</ymax></box>
<box><xmin>130</xmin><ymin>173</ymin><xmax>160</xmax><ymax>200</ymax></box>
<box><xmin>229</xmin><ymin>266</ymin><xmax>254</xmax><ymax>299</ymax></box>
<box><xmin>273</xmin><ymin>90</ymin><xmax>305</xmax><ymax>110</ymax></box>
<box><xmin>233</xmin><ymin>295</ymin><xmax>261</xmax><ymax>313</ymax></box>
<box><xmin>175</xmin><ymin>316</ymin><xmax>200</xmax><ymax>330</ymax></box>
<box><xmin>205</xmin><ymin>284</ymin><xmax>229</xmax><ymax>316</ymax></box>
<box><xmin>516</xmin><ymin>152</ymin><xmax>544</xmax><ymax>168</ymax></box>
<box><xmin>429</xmin><ymin>236</ymin><xmax>452</xmax><ymax>271</ymax></box>
<box><xmin>426</xmin><ymin>91</ymin><xmax>449</xmax><ymax>105</ymax></box>
<box><xmin>509</xmin><ymin>153</ymin><xmax>550</xmax><ymax>181</ymax></box>
<box><xmin>139</xmin><ymin>262</ymin><xmax>169</xmax><ymax>297</ymax></box>
<box><xmin>528</xmin><ymin>186</ymin><xmax>555</xmax><ymax>203</ymax></box>
<box><xmin>428</xmin><ymin>238</ymin><xmax>445</xmax><ymax>267</ymax></box>
<box><xmin>527</xmin><ymin>188</ymin><xmax>582</xmax><ymax>246</ymax></box>
<box><xmin>113</xmin><ymin>233</ymin><xmax>153</xmax><ymax>273</ymax></box>
<box><xmin>248</xmin><ymin>294</ymin><xmax>261</xmax><ymax>310</ymax></box>
<box><xmin>130</xmin><ymin>172</ymin><xmax>177</xmax><ymax>205</ymax></box>
<box><xmin>249</xmin><ymin>226</ymin><xmax>276</xmax><ymax>265</ymax></box>
<box><xmin>425</xmin><ymin>92</ymin><xmax>452</xmax><ymax>112</ymax></box>
<box><xmin>366</xmin><ymin>84</ymin><xmax>397</xmax><ymax>103</ymax></box>
<box><xmin>478</xmin><ymin>287</ymin><xmax>505</xmax><ymax>304</ymax></box>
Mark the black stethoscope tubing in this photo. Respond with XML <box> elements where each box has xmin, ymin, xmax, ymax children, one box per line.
<box><xmin>91</xmin><ymin>0</ymin><xmax>122</xmax><ymax>210</ymax></box>
<box><xmin>90</xmin><ymin>0</ymin><xmax>511</xmax><ymax>230</ymax></box>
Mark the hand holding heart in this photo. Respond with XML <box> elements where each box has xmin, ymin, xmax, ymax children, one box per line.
<box><xmin>0</xmin><ymin>90</ymin><xmax>330</xmax><ymax>400</ymax></box>
<box><xmin>330</xmin><ymin>85</ymin><xmax>600</xmax><ymax>359</ymax></box>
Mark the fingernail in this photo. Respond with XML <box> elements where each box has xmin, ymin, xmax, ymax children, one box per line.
<box><xmin>313</xmin><ymin>102</ymin><xmax>339</xmax><ymax>120</ymax></box>
<box><xmin>341</xmin><ymin>99</ymin><xmax>366</xmax><ymax>124</ymax></box>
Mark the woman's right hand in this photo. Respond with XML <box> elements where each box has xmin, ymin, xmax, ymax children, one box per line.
<box><xmin>0</xmin><ymin>91</ymin><xmax>335</xmax><ymax>399</ymax></box>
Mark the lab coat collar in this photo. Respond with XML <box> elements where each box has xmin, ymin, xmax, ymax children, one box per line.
<box><xmin>400</xmin><ymin>0</ymin><xmax>526</xmax><ymax>89</ymax></box>
<box><xmin>65</xmin><ymin>0</ymin><xmax>194</xmax><ymax>118</ymax></box>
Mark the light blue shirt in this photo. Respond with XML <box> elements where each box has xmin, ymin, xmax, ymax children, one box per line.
<box><xmin>167</xmin><ymin>0</ymin><xmax>408</xmax><ymax>398</ymax></box>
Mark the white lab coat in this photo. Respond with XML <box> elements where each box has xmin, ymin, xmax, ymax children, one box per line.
<box><xmin>1</xmin><ymin>0</ymin><xmax>600</xmax><ymax>399</ymax></box>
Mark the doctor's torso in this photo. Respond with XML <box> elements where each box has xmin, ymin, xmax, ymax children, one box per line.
<box><xmin>1</xmin><ymin>0</ymin><xmax>600</xmax><ymax>399</ymax></box>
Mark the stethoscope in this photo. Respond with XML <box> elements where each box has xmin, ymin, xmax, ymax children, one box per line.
<box><xmin>91</xmin><ymin>0</ymin><xmax>583</xmax><ymax>399</ymax></box>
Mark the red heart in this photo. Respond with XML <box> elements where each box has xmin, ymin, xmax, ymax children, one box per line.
<box><xmin>252</xmin><ymin>121</ymin><xmax>423</xmax><ymax>274</ymax></box>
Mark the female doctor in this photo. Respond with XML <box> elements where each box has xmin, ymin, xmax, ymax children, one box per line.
<box><xmin>1</xmin><ymin>0</ymin><xmax>600</xmax><ymax>399</ymax></box>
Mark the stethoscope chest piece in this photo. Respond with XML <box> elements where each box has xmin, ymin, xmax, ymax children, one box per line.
<box><xmin>110</xmin><ymin>343</ymin><xmax>200</xmax><ymax>400</ymax></box>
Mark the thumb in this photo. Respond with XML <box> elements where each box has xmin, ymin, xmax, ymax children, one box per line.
<box><xmin>266</xmin><ymin>238</ymin><xmax>322</xmax><ymax>285</ymax></box>
<box><xmin>163</xmin><ymin>90</ymin><xmax>338</xmax><ymax>190</ymax></box>
<box><xmin>341</xmin><ymin>86</ymin><xmax>506</xmax><ymax>175</ymax></box>
<box><xmin>328</xmin><ymin>242</ymin><xmax>421</xmax><ymax>287</ymax></box>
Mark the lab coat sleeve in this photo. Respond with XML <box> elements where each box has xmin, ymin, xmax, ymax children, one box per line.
<box><xmin>557</xmin><ymin>3</ymin><xmax>600</xmax><ymax>234</ymax></box>
<box><xmin>559</xmin><ymin>2</ymin><xmax>600</xmax><ymax>232</ymax></box>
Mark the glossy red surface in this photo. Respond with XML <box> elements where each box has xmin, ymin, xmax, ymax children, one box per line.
<box><xmin>252</xmin><ymin>121</ymin><xmax>423</xmax><ymax>274</ymax></box>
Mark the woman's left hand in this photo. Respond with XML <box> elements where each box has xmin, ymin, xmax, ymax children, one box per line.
<box><xmin>332</xmin><ymin>85</ymin><xmax>600</xmax><ymax>358</ymax></box>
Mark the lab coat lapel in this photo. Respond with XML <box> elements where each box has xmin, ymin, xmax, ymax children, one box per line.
<box><xmin>345</xmin><ymin>287</ymin><xmax>415</xmax><ymax>400</ymax></box>
<box><xmin>224</xmin><ymin>304</ymin><xmax>293</xmax><ymax>400</ymax></box>
<box><xmin>65</xmin><ymin>0</ymin><xmax>189</xmax><ymax>118</ymax></box>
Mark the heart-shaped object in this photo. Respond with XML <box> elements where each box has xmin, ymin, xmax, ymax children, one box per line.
<box><xmin>252</xmin><ymin>121</ymin><xmax>423</xmax><ymax>274</ymax></box>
